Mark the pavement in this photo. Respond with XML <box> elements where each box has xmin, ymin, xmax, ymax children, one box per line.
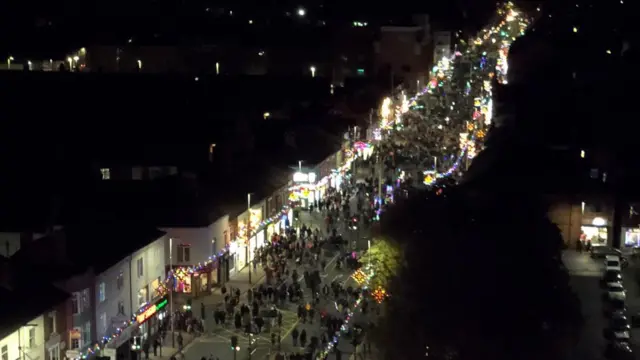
<box><xmin>562</xmin><ymin>250</ymin><xmax>640</xmax><ymax>360</ymax></box>
<box><xmin>170</xmin><ymin>194</ymin><xmax>368</xmax><ymax>360</ymax></box>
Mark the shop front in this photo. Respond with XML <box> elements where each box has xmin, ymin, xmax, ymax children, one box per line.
<box><xmin>291</xmin><ymin>171</ymin><xmax>317</xmax><ymax>208</ymax></box>
<box><xmin>135</xmin><ymin>297</ymin><xmax>168</xmax><ymax>341</ymax></box>
<box><xmin>257</xmin><ymin>229</ymin><xmax>265</xmax><ymax>249</ymax></box>
<box><xmin>170</xmin><ymin>266</ymin><xmax>210</xmax><ymax>296</ymax></box>
<box><xmin>279</xmin><ymin>213</ymin><xmax>288</xmax><ymax>232</ymax></box>
<box><xmin>266</xmin><ymin>223</ymin><xmax>276</xmax><ymax>242</ymax></box>
<box><xmin>580</xmin><ymin>217</ymin><xmax>609</xmax><ymax>246</ymax></box>
<box><xmin>248</xmin><ymin>235</ymin><xmax>258</xmax><ymax>262</ymax></box>
<box><xmin>231</xmin><ymin>239</ymin><xmax>246</xmax><ymax>271</ymax></box>
<box><xmin>114</xmin><ymin>297</ymin><xmax>168</xmax><ymax>359</ymax></box>
<box><xmin>624</xmin><ymin>228</ymin><xmax>640</xmax><ymax>248</ymax></box>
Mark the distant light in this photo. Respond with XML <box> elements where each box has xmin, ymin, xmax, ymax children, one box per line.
<box><xmin>580</xmin><ymin>150</ymin><xmax>585</xmax><ymax>158</ymax></box>
<box><xmin>357</xmin><ymin>68</ymin><xmax>365</xmax><ymax>75</ymax></box>
<box><xmin>248</xmin><ymin>20</ymin><xmax>253</xmax><ymax>24</ymax></box>
<box><xmin>128</xmin><ymin>38</ymin><xmax>133</xmax><ymax>43</ymax></box>
<box><xmin>297</xmin><ymin>8</ymin><xmax>306</xmax><ymax>16</ymax></box>
<box><xmin>73</xmin><ymin>56</ymin><xmax>80</xmax><ymax>62</ymax></box>
<box><xmin>215</xmin><ymin>62</ymin><xmax>220</xmax><ymax>75</ymax></box>
<box><xmin>573</xmin><ymin>27</ymin><xmax>578</xmax><ymax>33</ymax></box>
<box><xmin>263</xmin><ymin>112</ymin><xmax>270</xmax><ymax>119</ymax></box>
<box><xmin>80</xmin><ymin>47</ymin><xmax>86</xmax><ymax>54</ymax></box>
<box><xmin>592</xmin><ymin>217</ymin><xmax>607</xmax><ymax>227</ymax></box>
<box><xmin>606</xmin><ymin>49</ymin><xmax>612</xmax><ymax>54</ymax></box>
<box><xmin>194</xmin><ymin>77</ymin><xmax>199</xmax><ymax>81</ymax></box>
<box><xmin>258</xmin><ymin>51</ymin><xmax>265</xmax><ymax>56</ymax></box>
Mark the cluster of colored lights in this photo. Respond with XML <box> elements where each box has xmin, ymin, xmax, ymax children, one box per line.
<box><xmin>372</xmin><ymin>286</ymin><xmax>388</xmax><ymax>304</ymax></box>
<box><xmin>416</xmin><ymin>2</ymin><xmax>528</xmax><ymax>186</ymax></box>
<box><xmin>316</xmin><ymin>270</ymin><xmax>374</xmax><ymax>359</ymax></box>
<box><xmin>352</xmin><ymin>269</ymin><xmax>368</xmax><ymax>284</ymax></box>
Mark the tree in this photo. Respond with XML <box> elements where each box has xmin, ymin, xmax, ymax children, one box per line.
<box><xmin>366</xmin><ymin>236</ymin><xmax>402</xmax><ymax>289</ymax></box>
<box><xmin>371</xmin><ymin>186</ymin><xmax>583</xmax><ymax>360</ymax></box>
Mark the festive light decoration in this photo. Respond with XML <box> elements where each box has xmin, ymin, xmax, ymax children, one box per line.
<box><xmin>372</xmin><ymin>286</ymin><xmax>388</xmax><ymax>304</ymax></box>
<box><xmin>352</xmin><ymin>269</ymin><xmax>367</xmax><ymax>284</ymax></box>
<box><xmin>80</xmin><ymin>147</ymin><xmax>368</xmax><ymax>360</ymax></box>
<box><xmin>316</xmin><ymin>270</ymin><xmax>374</xmax><ymax>359</ymax></box>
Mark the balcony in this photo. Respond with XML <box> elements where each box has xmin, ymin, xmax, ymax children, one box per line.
<box><xmin>45</xmin><ymin>332</ymin><xmax>61</xmax><ymax>349</ymax></box>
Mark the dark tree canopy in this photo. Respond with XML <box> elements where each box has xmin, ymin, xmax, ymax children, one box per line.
<box><xmin>373</xmin><ymin>188</ymin><xmax>582</xmax><ymax>360</ymax></box>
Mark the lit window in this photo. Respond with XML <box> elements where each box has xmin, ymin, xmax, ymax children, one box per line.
<box><xmin>100</xmin><ymin>168</ymin><xmax>111</xmax><ymax>180</ymax></box>
<box><xmin>117</xmin><ymin>272</ymin><xmax>124</xmax><ymax>290</ymax></box>
<box><xmin>98</xmin><ymin>282</ymin><xmax>106</xmax><ymax>302</ymax></box>
<box><xmin>71</xmin><ymin>293</ymin><xmax>81</xmax><ymax>314</ymax></box>
<box><xmin>28</xmin><ymin>328</ymin><xmax>36</xmax><ymax>347</ymax></box>
<box><xmin>100</xmin><ymin>312</ymin><xmax>107</xmax><ymax>333</ymax></box>
<box><xmin>137</xmin><ymin>258</ymin><xmax>144</xmax><ymax>277</ymax></box>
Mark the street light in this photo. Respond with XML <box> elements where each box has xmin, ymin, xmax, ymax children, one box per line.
<box><xmin>297</xmin><ymin>8</ymin><xmax>306</xmax><ymax>16</ymax></box>
<box><xmin>247</xmin><ymin>193</ymin><xmax>253</xmax><ymax>284</ymax></box>
<box><xmin>169</xmin><ymin>237</ymin><xmax>175</xmax><ymax>347</ymax></box>
<box><xmin>310</xmin><ymin>66</ymin><xmax>316</xmax><ymax>78</ymax></box>
<box><xmin>7</xmin><ymin>56</ymin><xmax>14</xmax><ymax>69</ymax></box>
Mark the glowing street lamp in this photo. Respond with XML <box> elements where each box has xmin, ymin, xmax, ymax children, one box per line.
<box><xmin>297</xmin><ymin>8</ymin><xmax>306</xmax><ymax>16</ymax></box>
<box><xmin>310</xmin><ymin>66</ymin><xmax>316</xmax><ymax>77</ymax></box>
<box><xmin>7</xmin><ymin>56</ymin><xmax>14</xmax><ymax>69</ymax></box>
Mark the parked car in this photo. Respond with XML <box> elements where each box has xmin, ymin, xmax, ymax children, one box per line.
<box><xmin>603</xmin><ymin>299</ymin><xmax>627</xmax><ymax>317</ymax></box>
<box><xmin>601</xmin><ymin>270</ymin><xmax>623</xmax><ymax>288</ymax></box>
<box><xmin>593</xmin><ymin>246</ymin><xmax>622</xmax><ymax>259</ymax></box>
<box><xmin>604</xmin><ymin>341</ymin><xmax>634</xmax><ymax>360</ymax></box>
<box><xmin>604</xmin><ymin>283</ymin><xmax>627</xmax><ymax>302</ymax></box>
<box><xmin>604</xmin><ymin>314</ymin><xmax>631</xmax><ymax>341</ymax></box>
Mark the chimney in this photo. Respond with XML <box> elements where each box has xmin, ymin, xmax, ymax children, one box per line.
<box><xmin>0</xmin><ymin>259</ymin><xmax>13</xmax><ymax>290</ymax></box>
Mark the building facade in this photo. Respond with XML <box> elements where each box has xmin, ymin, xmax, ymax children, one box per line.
<box><xmin>374</xmin><ymin>21</ymin><xmax>432</xmax><ymax>91</ymax></box>
<box><xmin>162</xmin><ymin>216</ymin><xmax>229</xmax><ymax>295</ymax></box>
<box><xmin>432</xmin><ymin>31</ymin><xmax>452</xmax><ymax>64</ymax></box>
<box><xmin>0</xmin><ymin>315</ymin><xmax>46</xmax><ymax>360</ymax></box>
<box><xmin>94</xmin><ymin>233</ymin><xmax>166</xmax><ymax>346</ymax></box>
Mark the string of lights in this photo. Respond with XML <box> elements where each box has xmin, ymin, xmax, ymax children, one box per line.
<box><xmin>315</xmin><ymin>5</ymin><xmax>530</xmax><ymax>359</ymax></box>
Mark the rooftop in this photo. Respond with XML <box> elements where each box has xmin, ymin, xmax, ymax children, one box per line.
<box><xmin>11</xmin><ymin>223</ymin><xmax>166</xmax><ymax>279</ymax></box>
<box><xmin>0</xmin><ymin>256</ymin><xmax>69</xmax><ymax>341</ymax></box>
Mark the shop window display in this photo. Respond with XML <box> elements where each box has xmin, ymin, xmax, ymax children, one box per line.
<box><xmin>173</xmin><ymin>268</ymin><xmax>192</xmax><ymax>293</ymax></box>
<box><xmin>580</xmin><ymin>225</ymin><xmax>607</xmax><ymax>245</ymax></box>
<box><xmin>625</xmin><ymin>229</ymin><xmax>640</xmax><ymax>247</ymax></box>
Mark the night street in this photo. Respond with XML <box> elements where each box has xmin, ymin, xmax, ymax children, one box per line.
<box><xmin>563</xmin><ymin>251</ymin><xmax>640</xmax><ymax>360</ymax></box>
<box><xmin>179</xmin><ymin>194</ymin><xmax>371</xmax><ymax>360</ymax></box>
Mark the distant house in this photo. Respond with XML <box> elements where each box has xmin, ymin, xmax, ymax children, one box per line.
<box><xmin>0</xmin><ymin>256</ymin><xmax>69</xmax><ymax>360</ymax></box>
<box><xmin>10</xmin><ymin>224</ymin><xmax>166</xmax><ymax>360</ymax></box>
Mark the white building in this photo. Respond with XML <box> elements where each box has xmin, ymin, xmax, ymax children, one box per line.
<box><xmin>94</xmin><ymin>230</ymin><xmax>167</xmax><ymax>347</ymax></box>
<box><xmin>0</xmin><ymin>269</ymin><xmax>68</xmax><ymax>360</ymax></box>
<box><xmin>0</xmin><ymin>314</ymin><xmax>46</xmax><ymax>360</ymax></box>
<box><xmin>162</xmin><ymin>215</ymin><xmax>230</xmax><ymax>293</ymax></box>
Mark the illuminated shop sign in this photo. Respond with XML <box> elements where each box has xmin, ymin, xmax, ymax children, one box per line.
<box><xmin>136</xmin><ymin>298</ymin><xmax>168</xmax><ymax>325</ymax></box>
<box><xmin>293</xmin><ymin>172</ymin><xmax>317</xmax><ymax>183</ymax></box>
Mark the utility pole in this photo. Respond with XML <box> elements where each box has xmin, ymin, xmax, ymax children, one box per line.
<box><xmin>169</xmin><ymin>238</ymin><xmax>175</xmax><ymax>347</ymax></box>
<box><xmin>247</xmin><ymin>193</ymin><xmax>252</xmax><ymax>284</ymax></box>
<box><xmin>377</xmin><ymin>154</ymin><xmax>383</xmax><ymax>206</ymax></box>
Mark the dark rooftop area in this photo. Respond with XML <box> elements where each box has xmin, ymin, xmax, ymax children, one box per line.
<box><xmin>0</xmin><ymin>256</ymin><xmax>69</xmax><ymax>340</ymax></box>
<box><xmin>11</xmin><ymin>224</ymin><xmax>166</xmax><ymax>279</ymax></box>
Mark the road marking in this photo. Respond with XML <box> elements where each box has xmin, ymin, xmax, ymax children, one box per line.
<box><xmin>331</xmin><ymin>274</ymin><xmax>343</xmax><ymax>283</ymax></box>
